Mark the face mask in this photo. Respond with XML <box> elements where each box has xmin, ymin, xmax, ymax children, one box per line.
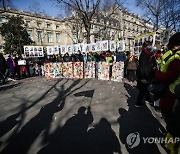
<box><xmin>147</xmin><ymin>47</ymin><xmax>153</xmax><ymax>52</ymax></box>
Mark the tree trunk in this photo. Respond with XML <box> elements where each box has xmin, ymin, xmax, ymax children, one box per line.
<box><xmin>86</xmin><ymin>25</ymin><xmax>91</xmax><ymax>44</ymax></box>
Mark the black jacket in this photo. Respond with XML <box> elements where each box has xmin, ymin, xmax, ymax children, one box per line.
<box><xmin>137</xmin><ymin>49</ymin><xmax>156</xmax><ymax>82</ymax></box>
<box><xmin>0</xmin><ymin>56</ymin><xmax>7</xmax><ymax>73</ymax></box>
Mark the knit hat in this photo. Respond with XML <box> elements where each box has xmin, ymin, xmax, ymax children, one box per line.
<box><xmin>168</xmin><ymin>32</ymin><xmax>180</xmax><ymax>50</ymax></box>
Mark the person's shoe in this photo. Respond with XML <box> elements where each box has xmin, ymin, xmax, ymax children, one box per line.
<box><xmin>135</xmin><ymin>104</ymin><xmax>144</xmax><ymax>108</ymax></box>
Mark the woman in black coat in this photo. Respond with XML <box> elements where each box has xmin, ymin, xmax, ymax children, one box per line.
<box><xmin>135</xmin><ymin>41</ymin><xmax>156</xmax><ymax>107</ymax></box>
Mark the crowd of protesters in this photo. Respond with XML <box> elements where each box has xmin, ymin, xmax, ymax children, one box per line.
<box><xmin>134</xmin><ymin>32</ymin><xmax>180</xmax><ymax>154</ymax></box>
<box><xmin>0</xmin><ymin>32</ymin><xmax>180</xmax><ymax>153</ymax></box>
<box><xmin>0</xmin><ymin>45</ymin><xmax>165</xmax><ymax>85</ymax></box>
<box><xmin>0</xmin><ymin>54</ymin><xmax>44</xmax><ymax>83</ymax></box>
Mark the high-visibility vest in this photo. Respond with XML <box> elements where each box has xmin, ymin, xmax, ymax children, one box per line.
<box><xmin>160</xmin><ymin>50</ymin><xmax>180</xmax><ymax>93</ymax></box>
<box><xmin>106</xmin><ymin>56</ymin><xmax>113</xmax><ymax>65</ymax></box>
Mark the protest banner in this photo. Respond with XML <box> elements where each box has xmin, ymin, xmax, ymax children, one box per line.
<box><xmin>96</xmin><ymin>41</ymin><xmax>102</xmax><ymax>51</ymax></box>
<box><xmin>91</xmin><ymin>43</ymin><xmax>96</xmax><ymax>52</ymax></box>
<box><xmin>101</xmin><ymin>40</ymin><xmax>109</xmax><ymax>51</ymax></box>
<box><xmin>117</xmin><ymin>40</ymin><xmax>125</xmax><ymax>51</ymax></box>
<box><xmin>43</xmin><ymin>63</ymin><xmax>54</xmax><ymax>79</ymax></box>
<box><xmin>24</xmin><ymin>46</ymin><xmax>44</xmax><ymax>57</ymax></box>
<box><xmin>111</xmin><ymin>62</ymin><xmax>124</xmax><ymax>82</ymax></box>
<box><xmin>84</xmin><ymin>62</ymin><xmax>96</xmax><ymax>78</ymax></box>
<box><xmin>98</xmin><ymin>62</ymin><xmax>110</xmax><ymax>80</ymax></box>
<box><xmin>84</xmin><ymin>44</ymin><xmax>91</xmax><ymax>53</ymax></box>
<box><xmin>162</xmin><ymin>28</ymin><xmax>170</xmax><ymax>45</ymax></box>
<box><xmin>110</xmin><ymin>41</ymin><xmax>116</xmax><ymax>51</ymax></box>
<box><xmin>62</xmin><ymin>62</ymin><xmax>73</xmax><ymax>78</ymax></box>
<box><xmin>53</xmin><ymin>63</ymin><xmax>63</xmax><ymax>78</ymax></box>
<box><xmin>60</xmin><ymin>45</ymin><xmax>67</xmax><ymax>55</ymax></box>
<box><xmin>18</xmin><ymin>60</ymin><xmax>26</xmax><ymax>65</ymax></box>
<box><xmin>67</xmin><ymin>45</ymin><xmax>73</xmax><ymax>55</ymax></box>
<box><xmin>73</xmin><ymin>62</ymin><xmax>84</xmax><ymax>79</ymax></box>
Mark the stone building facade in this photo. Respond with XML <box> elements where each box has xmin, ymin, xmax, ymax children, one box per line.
<box><xmin>0</xmin><ymin>7</ymin><xmax>154</xmax><ymax>53</ymax></box>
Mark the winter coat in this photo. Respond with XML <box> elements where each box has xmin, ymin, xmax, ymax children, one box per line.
<box><xmin>126</xmin><ymin>56</ymin><xmax>138</xmax><ymax>70</ymax></box>
<box><xmin>7</xmin><ymin>57</ymin><xmax>16</xmax><ymax>73</ymax></box>
<box><xmin>116</xmin><ymin>51</ymin><xmax>126</xmax><ymax>62</ymax></box>
<box><xmin>137</xmin><ymin>49</ymin><xmax>156</xmax><ymax>82</ymax></box>
<box><xmin>0</xmin><ymin>55</ymin><xmax>7</xmax><ymax>73</ymax></box>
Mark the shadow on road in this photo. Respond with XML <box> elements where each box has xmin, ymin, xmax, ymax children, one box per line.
<box><xmin>0</xmin><ymin>82</ymin><xmax>22</xmax><ymax>91</ymax></box>
<box><xmin>37</xmin><ymin>110</ymin><xmax>121</xmax><ymax>154</ymax></box>
<box><xmin>118</xmin><ymin>83</ymin><xmax>167</xmax><ymax>154</ymax></box>
<box><xmin>0</xmin><ymin>79</ymin><xmax>90</xmax><ymax>154</ymax></box>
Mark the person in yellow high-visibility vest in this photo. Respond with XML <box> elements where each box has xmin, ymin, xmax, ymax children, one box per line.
<box><xmin>105</xmin><ymin>50</ymin><xmax>114</xmax><ymax>78</ymax></box>
<box><xmin>155</xmin><ymin>32</ymin><xmax>180</xmax><ymax>123</ymax></box>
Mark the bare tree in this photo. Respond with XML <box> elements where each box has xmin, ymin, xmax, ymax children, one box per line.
<box><xmin>0</xmin><ymin>0</ymin><xmax>13</xmax><ymax>13</ymax></box>
<box><xmin>53</xmin><ymin>0</ymin><xmax>125</xmax><ymax>43</ymax></box>
<box><xmin>53</xmin><ymin>0</ymin><xmax>124</xmax><ymax>43</ymax></box>
<box><xmin>29</xmin><ymin>0</ymin><xmax>48</xmax><ymax>16</ymax></box>
<box><xmin>160</xmin><ymin>0</ymin><xmax>180</xmax><ymax>31</ymax></box>
<box><xmin>135</xmin><ymin>0</ymin><xmax>165</xmax><ymax>31</ymax></box>
<box><xmin>63</xmin><ymin>14</ymin><xmax>84</xmax><ymax>43</ymax></box>
<box><xmin>136</xmin><ymin>0</ymin><xmax>180</xmax><ymax>32</ymax></box>
<box><xmin>95</xmin><ymin>0</ymin><xmax>125</xmax><ymax>40</ymax></box>
<box><xmin>53</xmin><ymin>0</ymin><xmax>101</xmax><ymax>43</ymax></box>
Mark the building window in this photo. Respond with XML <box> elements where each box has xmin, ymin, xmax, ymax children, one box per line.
<box><xmin>37</xmin><ymin>22</ymin><xmax>41</xmax><ymax>27</ymax></box>
<box><xmin>0</xmin><ymin>17</ymin><xmax>7</xmax><ymax>23</ymax></box>
<box><xmin>47</xmin><ymin>23</ymin><xmax>51</xmax><ymax>28</ymax></box>
<box><xmin>56</xmin><ymin>25</ymin><xmax>59</xmax><ymax>29</ymax></box>
<box><xmin>27</xmin><ymin>30</ymin><xmax>33</xmax><ymax>41</ymax></box>
<box><xmin>47</xmin><ymin>32</ymin><xmax>53</xmax><ymax>43</ymax></box>
<box><xmin>37</xmin><ymin>31</ymin><xmax>43</xmax><ymax>43</ymax></box>
<box><xmin>56</xmin><ymin>33</ymin><xmax>60</xmax><ymax>43</ymax></box>
<box><xmin>26</xmin><ymin>20</ymin><xmax>31</xmax><ymax>26</ymax></box>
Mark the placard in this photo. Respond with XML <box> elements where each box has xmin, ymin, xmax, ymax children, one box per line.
<box><xmin>24</xmin><ymin>46</ymin><xmax>44</xmax><ymax>57</ymax></box>
<box><xmin>84</xmin><ymin>62</ymin><xmax>95</xmax><ymax>78</ymax></box>
<box><xmin>73</xmin><ymin>62</ymin><xmax>84</xmax><ymax>79</ymax></box>
<box><xmin>98</xmin><ymin>62</ymin><xmax>109</xmax><ymax>80</ymax></box>
<box><xmin>111</xmin><ymin>62</ymin><xmax>124</xmax><ymax>82</ymax></box>
<box><xmin>62</xmin><ymin>62</ymin><xmax>73</xmax><ymax>78</ymax></box>
<box><xmin>101</xmin><ymin>40</ymin><xmax>109</xmax><ymax>51</ymax></box>
<box><xmin>18</xmin><ymin>60</ymin><xmax>26</xmax><ymax>65</ymax></box>
<box><xmin>110</xmin><ymin>41</ymin><xmax>116</xmax><ymax>51</ymax></box>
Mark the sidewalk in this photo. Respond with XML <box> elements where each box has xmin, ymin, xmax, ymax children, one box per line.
<box><xmin>0</xmin><ymin>77</ymin><xmax>168</xmax><ymax>154</ymax></box>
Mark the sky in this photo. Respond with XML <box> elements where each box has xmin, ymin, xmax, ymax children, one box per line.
<box><xmin>11</xmin><ymin>0</ymin><xmax>144</xmax><ymax>18</ymax></box>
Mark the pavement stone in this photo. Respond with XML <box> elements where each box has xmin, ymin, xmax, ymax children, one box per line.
<box><xmin>0</xmin><ymin>77</ymin><xmax>168</xmax><ymax>154</ymax></box>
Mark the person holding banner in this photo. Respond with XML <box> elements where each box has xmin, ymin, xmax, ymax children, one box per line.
<box><xmin>106</xmin><ymin>51</ymin><xmax>114</xmax><ymax>78</ymax></box>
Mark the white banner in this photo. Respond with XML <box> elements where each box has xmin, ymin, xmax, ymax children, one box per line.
<box><xmin>67</xmin><ymin>45</ymin><xmax>73</xmax><ymax>54</ymax></box>
<box><xmin>18</xmin><ymin>60</ymin><xmax>26</xmax><ymax>65</ymax></box>
<box><xmin>117</xmin><ymin>40</ymin><xmax>125</xmax><ymax>51</ymax></box>
<box><xmin>24</xmin><ymin>46</ymin><xmax>44</xmax><ymax>57</ymax></box>
<box><xmin>84</xmin><ymin>44</ymin><xmax>91</xmax><ymax>53</ymax></box>
<box><xmin>101</xmin><ymin>40</ymin><xmax>109</xmax><ymax>51</ymax></box>
<box><xmin>91</xmin><ymin>43</ymin><xmax>96</xmax><ymax>52</ymax></box>
<box><xmin>47</xmin><ymin>46</ymin><xmax>59</xmax><ymax>55</ymax></box>
<box><xmin>96</xmin><ymin>41</ymin><xmax>102</xmax><ymax>51</ymax></box>
<box><xmin>110</xmin><ymin>41</ymin><xmax>116</xmax><ymax>51</ymax></box>
<box><xmin>60</xmin><ymin>45</ymin><xmax>67</xmax><ymax>55</ymax></box>
<box><xmin>76</xmin><ymin>43</ymin><xmax>84</xmax><ymax>52</ymax></box>
<box><xmin>72</xmin><ymin>44</ymin><xmax>78</xmax><ymax>54</ymax></box>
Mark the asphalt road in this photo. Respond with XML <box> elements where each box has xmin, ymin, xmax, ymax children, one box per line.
<box><xmin>0</xmin><ymin>77</ymin><xmax>168</xmax><ymax>154</ymax></box>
